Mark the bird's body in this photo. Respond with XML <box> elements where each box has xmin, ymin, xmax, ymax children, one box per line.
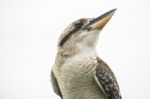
<box><xmin>51</xmin><ymin>9</ymin><xmax>122</xmax><ymax>99</ymax></box>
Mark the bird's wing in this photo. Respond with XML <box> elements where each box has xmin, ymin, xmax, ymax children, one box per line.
<box><xmin>51</xmin><ymin>71</ymin><xmax>63</xmax><ymax>99</ymax></box>
<box><xmin>94</xmin><ymin>57</ymin><xmax>122</xmax><ymax>99</ymax></box>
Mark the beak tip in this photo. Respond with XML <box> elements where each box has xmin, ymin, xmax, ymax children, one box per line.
<box><xmin>113</xmin><ymin>8</ymin><xmax>117</xmax><ymax>11</ymax></box>
<box><xmin>111</xmin><ymin>8</ymin><xmax>117</xmax><ymax>15</ymax></box>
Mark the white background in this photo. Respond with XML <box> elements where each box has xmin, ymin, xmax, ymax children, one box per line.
<box><xmin>0</xmin><ymin>0</ymin><xmax>150</xmax><ymax>99</ymax></box>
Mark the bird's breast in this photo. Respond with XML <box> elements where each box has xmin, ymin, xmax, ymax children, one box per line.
<box><xmin>54</xmin><ymin>54</ymin><xmax>105</xmax><ymax>99</ymax></box>
<box><xmin>61</xmin><ymin>54</ymin><xmax>97</xmax><ymax>81</ymax></box>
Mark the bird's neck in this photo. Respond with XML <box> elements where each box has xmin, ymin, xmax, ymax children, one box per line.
<box><xmin>72</xmin><ymin>48</ymin><xmax>97</xmax><ymax>61</ymax></box>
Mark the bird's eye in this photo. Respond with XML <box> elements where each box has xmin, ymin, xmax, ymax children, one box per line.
<box><xmin>74</xmin><ymin>23</ymin><xmax>83</xmax><ymax>29</ymax></box>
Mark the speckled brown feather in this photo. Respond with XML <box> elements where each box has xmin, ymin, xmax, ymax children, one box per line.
<box><xmin>94</xmin><ymin>57</ymin><xmax>122</xmax><ymax>99</ymax></box>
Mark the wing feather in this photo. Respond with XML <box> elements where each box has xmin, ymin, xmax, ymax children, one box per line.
<box><xmin>94</xmin><ymin>57</ymin><xmax>121</xmax><ymax>99</ymax></box>
<box><xmin>51</xmin><ymin>71</ymin><xmax>63</xmax><ymax>99</ymax></box>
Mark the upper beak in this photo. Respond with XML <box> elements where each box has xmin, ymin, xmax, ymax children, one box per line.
<box><xmin>82</xmin><ymin>9</ymin><xmax>116</xmax><ymax>30</ymax></box>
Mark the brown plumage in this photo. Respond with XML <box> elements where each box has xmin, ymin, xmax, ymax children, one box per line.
<box><xmin>95</xmin><ymin>57</ymin><xmax>121</xmax><ymax>99</ymax></box>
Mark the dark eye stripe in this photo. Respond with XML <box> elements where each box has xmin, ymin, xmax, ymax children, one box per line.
<box><xmin>59</xmin><ymin>22</ymin><xmax>83</xmax><ymax>46</ymax></box>
<box><xmin>74</xmin><ymin>23</ymin><xmax>83</xmax><ymax>29</ymax></box>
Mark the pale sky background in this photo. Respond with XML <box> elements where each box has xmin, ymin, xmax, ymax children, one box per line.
<box><xmin>0</xmin><ymin>0</ymin><xmax>150</xmax><ymax>99</ymax></box>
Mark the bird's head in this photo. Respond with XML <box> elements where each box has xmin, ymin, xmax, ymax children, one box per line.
<box><xmin>57</xmin><ymin>9</ymin><xmax>116</xmax><ymax>57</ymax></box>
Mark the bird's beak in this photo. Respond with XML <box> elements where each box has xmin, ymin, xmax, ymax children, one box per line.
<box><xmin>83</xmin><ymin>9</ymin><xmax>116</xmax><ymax>30</ymax></box>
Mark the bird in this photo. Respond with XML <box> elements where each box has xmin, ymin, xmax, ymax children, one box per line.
<box><xmin>51</xmin><ymin>9</ymin><xmax>122</xmax><ymax>99</ymax></box>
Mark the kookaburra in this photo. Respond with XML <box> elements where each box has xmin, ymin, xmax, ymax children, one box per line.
<box><xmin>51</xmin><ymin>9</ymin><xmax>122</xmax><ymax>99</ymax></box>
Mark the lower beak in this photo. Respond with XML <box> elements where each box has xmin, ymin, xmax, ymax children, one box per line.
<box><xmin>83</xmin><ymin>9</ymin><xmax>116</xmax><ymax>30</ymax></box>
